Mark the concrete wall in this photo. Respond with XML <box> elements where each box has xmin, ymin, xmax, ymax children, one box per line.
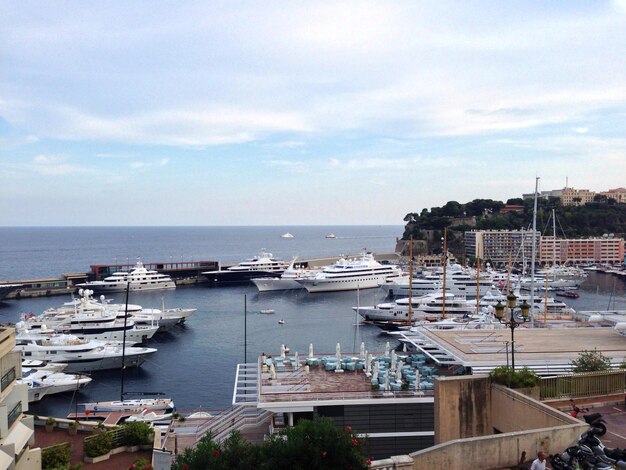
<box><xmin>435</xmin><ymin>375</ymin><xmax>492</xmax><ymax>444</ymax></box>
<box><xmin>409</xmin><ymin>424</ymin><xmax>587</xmax><ymax>470</ymax></box>
<box><xmin>491</xmin><ymin>385</ymin><xmax>576</xmax><ymax>434</ymax></box>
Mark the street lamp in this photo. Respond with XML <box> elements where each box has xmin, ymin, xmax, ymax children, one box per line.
<box><xmin>494</xmin><ymin>292</ymin><xmax>531</xmax><ymax>370</ymax></box>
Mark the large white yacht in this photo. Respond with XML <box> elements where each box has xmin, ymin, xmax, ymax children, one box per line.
<box><xmin>202</xmin><ymin>250</ymin><xmax>289</xmax><ymax>284</ymax></box>
<box><xmin>82</xmin><ymin>397</ymin><xmax>175</xmax><ymax>413</ymax></box>
<box><xmin>382</xmin><ymin>264</ymin><xmax>494</xmax><ymax>298</ymax></box>
<box><xmin>77</xmin><ymin>260</ymin><xmax>176</xmax><ymax>293</ymax></box>
<box><xmin>14</xmin><ymin>333</ymin><xmax>157</xmax><ymax>373</ymax></box>
<box><xmin>251</xmin><ymin>258</ymin><xmax>319</xmax><ymax>292</ymax></box>
<box><xmin>296</xmin><ymin>251</ymin><xmax>403</xmax><ymax>293</ymax></box>
<box><xmin>19</xmin><ymin>310</ymin><xmax>159</xmax><ymax>345</ymax></box>
<box><xmin>355</xmin><ymin>292</ymin><xmax>475</xmax><ymax>322</ymax></box>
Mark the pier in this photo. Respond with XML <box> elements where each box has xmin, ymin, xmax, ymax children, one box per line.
<box><xmin>1</xmin><ymin>252</ymin><xmax>400</xmax><ymax>299</ymax></box>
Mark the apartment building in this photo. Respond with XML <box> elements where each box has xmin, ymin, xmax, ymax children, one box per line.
<box><xmin>464</xmin><ymin>230</ymin><xmax>540</xmax><ymax>265</ymax></box>
<box><xmin>540</xmin><ymin>236</ymin><xmax>625</xmax><ymax>265</ymax></box>
<box><xmin>0</xmin><ymin>327</ymin><xmax>40</xmax><ymax>470</ymax></box>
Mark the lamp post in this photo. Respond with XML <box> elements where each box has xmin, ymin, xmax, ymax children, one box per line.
<box><xmin>494</xmin><ymin>292</ymin><xmax>530</xmax><ymax>370</ymax></box>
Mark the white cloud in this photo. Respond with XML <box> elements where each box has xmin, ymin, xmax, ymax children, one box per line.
<box><xmin>30</xmin><ymin>155</ymin><xmax>84</xmax><ymax>176</ymax></box>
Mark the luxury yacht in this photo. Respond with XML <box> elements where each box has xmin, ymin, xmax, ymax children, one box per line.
<box><xmin>19</xmin><ymin>368</ymin><xmax>92</xmax><ymax>402</ymax></box>
<box><xmin>14</xmin><ymin>332</ymin><xmax>157</xmax><ymax>373</ymax></box>
<box><xmin>297</xmin><ymin>251</ymin><xmax>402</xmax><ymax>293</ymax></box>
<box><xmin>355</xmin><ymin>292</ymin><xmax>475</xmax><ymax>322</ymax></box>
<box><xmin>19</xmin><ymin>310</ymin><xmax>159</xmax><ymax>345</ymax></box>
<box><xmin>251</xmin><ymin>258</ymin><xmax>319</xmax><ymax>291</ymax></box>
<box><xmin>202</xmin><ymin>250</ymin><xmax>289</xmax><ymax>284</ymax></box>
<box><xmin>77</xmin><ymin>260</ymin><xmax>176</xmax><ymax>293</ymax></box>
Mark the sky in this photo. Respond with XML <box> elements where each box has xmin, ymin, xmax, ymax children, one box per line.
<box><xmin>1</xmin><ymin>1</ymin><xmax>625</xmax><ymax>226</ymax></box>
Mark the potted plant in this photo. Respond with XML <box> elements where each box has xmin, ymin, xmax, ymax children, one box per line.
<box><xmin>45</xmin><ymin>417</ymin><xmax>55</xmax><ymax>433</ymax></box>
<box><xmin>68</xmin><ymin>420</ymin><xmax>79</xmax><ymax>435</ymax></box>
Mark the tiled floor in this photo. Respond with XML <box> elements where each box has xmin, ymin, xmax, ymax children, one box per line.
<box><xmin>34</xmin><ymin>425</ymin><xmax>152</xmax><ymax>469</ymax></box>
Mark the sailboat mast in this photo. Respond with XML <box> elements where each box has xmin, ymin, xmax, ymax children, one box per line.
<box><xmin>442</xmin><ymin>227</ymin><xmax>447</xmax><ymax>320</ymax></box>
<box><xmin>120</xmin><ymin>280</ymin><xmax>130</xmax><ymax>401</ymax></box>
<box><xmin>408</xmin><ymin>237</ymin><xmax>413</xmax><ymax>326</ymax></box>
<box><xmin>530</xmin><ymin>177</ymin><xmax>539</xmax><ymax>325</ymax></box>
<box><xmin>552</xmin><ymin>209</ymin><xmax>557</xmax><ymax>268</ymax></box>
<box><xmin>476</xmin><ymin>257</ymin><xmax>480</xmax><ymax>315</ymax></box>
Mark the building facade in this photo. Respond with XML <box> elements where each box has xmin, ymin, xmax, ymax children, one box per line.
<box><xmin>465</xmin><ymin>230</ymin><xmax>540</xmax><ymax>265</ymax></box>
<box><xmin>560</xmin><ymin>187</ymin><xmax>596</xmax><ymax>206</ymax></box>
<box><xmin>539</xmin><ymin>236</ymin><xmax>625</xmax><ymax>265</ymax></box>
<box><xmin>0</xmin><ymin>327</ymin><xmax>40</xmax><ymax>470</ymax></box>
<box><xmin>599</xmin><ymin>187</ymin><xmax>626</xmax><ymax>204</ymax></box>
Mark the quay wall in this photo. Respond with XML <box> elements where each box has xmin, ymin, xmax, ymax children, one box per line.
<box><xmin>3</xmin><ymin>252</ymin><xmax>399</xmax><ymax>299</ymax></box>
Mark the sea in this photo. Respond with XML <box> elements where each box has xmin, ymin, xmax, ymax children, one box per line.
<box><xmin>0</xmin><ymin>226</ymin><xmax>624</xmax><ymax>418</ymax></box>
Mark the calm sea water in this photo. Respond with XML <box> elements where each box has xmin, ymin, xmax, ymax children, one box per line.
<box><xmin>0</xmin><ymin>226</ymin><xmax>404</xmax><ymax>416</ymax></box>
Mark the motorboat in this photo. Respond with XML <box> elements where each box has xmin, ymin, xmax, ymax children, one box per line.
<box><xmin>126</xmin><ymin>409</ymin><xmax>173</xmax><ymax>423</ymax></box>
<box><xmin>555</xmin><ymin>291</ymin><xmax>580</xmax><ymax>299</ymax></box>
<box><xmin>260</xmin><ymin>309</ymin><xmax>275</xmax><ymax>314</ymax></box>
<box><xmin>296</xmin><ymin>251</ymin><xmax>403</xmax><ymax>293</ymax></box>
<box><xmin>251</xmin><ymin>258</ymin><xmax>319</xmax><ymax>292</ymax></box>
<box><xmin>77</xmin><ymin>260</ymin><xmax>176</xmax><ymax>293</ymax></box>
<box><xmin>281</xmin><ymin>232</ymin><xmax>294</xmax><ymax>239</ymax></box>
<box><xmin>19</xmin><ymin>310</ymin><xmax>159</xmax><ymax>345</ymax></box>
<box><xmin>21</xmin><ymin>359</ymin><xmax>67</xmax><ymax>372</ymax></box>
<box><xmin>325</xmin><ymin>233</ymin><xmax>336</xmax><ymax>239</ymax></box>
<box><xmin>355</xmin><ymin>292</ymin><xmax>475</xmax><ymax>322</ymax></box>
<box><xmin>202</xmin><ymin>250</ymin><xmax>289</xmax><ymax>284</ymax></box>
<box><xmin>19</xmin><ymin>368</ymin><xmax>92</xmax><ymax>402</ymax></box>
<box><xmin>473</xmin><ymin>290</ymin><xmax>575</xmax><ymax>316</ymax></box>
<box><xmin>14</xmin><ymin>332</ymin><xmax>157</xmax><ymax>373</ymax></box>
<box><xmin>82</xmin><ymin>397</ymin><xmax>175</xmax><ymax>413</ymax></box>
<box><xmin>382</xmin><ymin>268</ymin><xmax>494</xmax><ymax>298</ymax></box>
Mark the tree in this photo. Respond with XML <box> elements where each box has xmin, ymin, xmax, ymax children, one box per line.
<box><xmin>171</xmin><ymin>420</ymin><xmax>370</xmax><ymax>470</ymax></box>
<box><xmin>571</xmin><ymin>349</ymin><xmax>612</xmax><ymax>373</ymax></box>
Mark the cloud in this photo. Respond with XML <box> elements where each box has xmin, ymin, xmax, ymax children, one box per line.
<box><xmin>129</xmin><ymin>158</ymin><xmax>170</xmax><ymax>170</ymax></box>
<box><xmin>266</xmin><ymin>159</ymin><xmax>308</xmax><ymax>173</ymax></box>
<box><xmin>30</xmin><ymin>155</ymin><xmax>84</xmax><ymax>176</ymax></box>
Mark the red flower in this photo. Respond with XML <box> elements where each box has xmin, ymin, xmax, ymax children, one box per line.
<box><xmin>366</xmin><ymin>458</ymin><xmax>372</xmax><ymax>466</ymax></box>
<box><xmin>352</xmin><ymin>438</ymin><xmax>358</xmax><ymax>446</ymax></box>
<box><xmin>321</xmin><ymin>450</ymin><xmax>327</xmax><ymax>457</ymax></box>
<box><xmin>212</xmin><ymin>449</ymin><xmax>221</xmax><ymax>457</ymax></box>
<box><xmin>129</xmin><ymin>465</ymin><xmax>136</xmax><ymax>469</ymax></box>
<box><xmin>345</xmin><ymin>425</ymin><xmax>352</xmax><ymax>431</ymax></box>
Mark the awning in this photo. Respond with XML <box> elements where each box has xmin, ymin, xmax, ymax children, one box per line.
<box><xmin>0</xmin><ymin>450</ymin><xmax>13</xmax><ymax>470</ymax></box>
<box><xmin>2</xmin><ymin>421</ymin><xmax>32</xmax><ymax>454</ymax></box>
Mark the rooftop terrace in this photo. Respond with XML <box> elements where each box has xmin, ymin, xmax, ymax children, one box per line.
<box><xmin>234</xmin><ymin>345</ymin><xmax>439</xmax><ymax>409</ymax></box>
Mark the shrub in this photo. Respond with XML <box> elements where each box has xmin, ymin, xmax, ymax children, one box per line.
<box><xmin>122</xmin><ymin>421</ymin><xmax>154</xmax><ymax>446</ymax></box>
<box><xmin>127</xmin><ymin>458</ymin><xmax>152</xmax><ymax>470</ymax></box>
<box><xmin>42</xmin><ymin>442</ymin><xmax>71</xmax><ymax>470</ymax></box>
<box><xmin>84</xmin><ymin>431</ymin><xmax>113</xmax><ymax>458</ymax></box>
<box><xmin>490</xmin><ymin>366</ymin><xmax>540</xmax><ymax>389</ymax></box>
<box><xmin>571</xmin><ymin>349</ymin><xmax>612</xmax><ymax>373</ymax></box>
<box><xmin>46</xmin><ymin>417</ymin><xmax>56</xmax><ymax>425</ymax></box>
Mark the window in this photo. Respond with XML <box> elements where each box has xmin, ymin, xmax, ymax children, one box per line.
<box><xmin>1</xmin><ymin>367</ymin><xmax>16</xmax><ymax>391</ymax></box>
<box><xmin>7</xmin><ymin>401</ymin><xmax>21</xmax><ymax>428</ymax></box>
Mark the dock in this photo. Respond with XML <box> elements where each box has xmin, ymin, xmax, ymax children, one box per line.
<box><xmin>2</xmin><ymin>252</ymin><xmax>400</xmax><ymax>299</ymax></box>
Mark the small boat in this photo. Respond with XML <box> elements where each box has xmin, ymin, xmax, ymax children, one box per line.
<box><xmin>325</xmin><ymin>233</ymin><xmax>336</xmax><ymax>239</ymax></box>
<box><xmin>281</xmin><ymin>232</ymin><xmax>294</xmax><ymax>239</ymax></box>
<box><xmin>82</xmin><ymin>397</ymin><xmax>175</xmax><ymax>413</ymax></box>
<box><xmin>278</xmin><ymin>319</ymin><xmax>285</xmax><ymax>325</ymax></box>
<box><xmin>555</xmin><ymin>291</ymin><xmax>580</xmax><ymax>299</ymax></box>
<box><xmin>260</xmin><ymin>309</ymin><xmax>275</xmax><ymax>314</ymax></box>
<box><xmin>125</xmin><ymin>409</ymin><xmax>173</xmax><ymax>423</ymax></box>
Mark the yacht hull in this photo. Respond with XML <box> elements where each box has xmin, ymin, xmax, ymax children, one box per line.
<box><xmin>203</xmin><ymin>269</ymin><xmax>285</xmax><ymax>285</ymax></box>
<box><xmin>298</xmin><ymin>275</ymin><xmax>396</xmax><ymax>293</ymax></box>
<box><xmin>251</xmin><ymin>278</ymin><xmax>304</xmax><ymax>291</ymax></box>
